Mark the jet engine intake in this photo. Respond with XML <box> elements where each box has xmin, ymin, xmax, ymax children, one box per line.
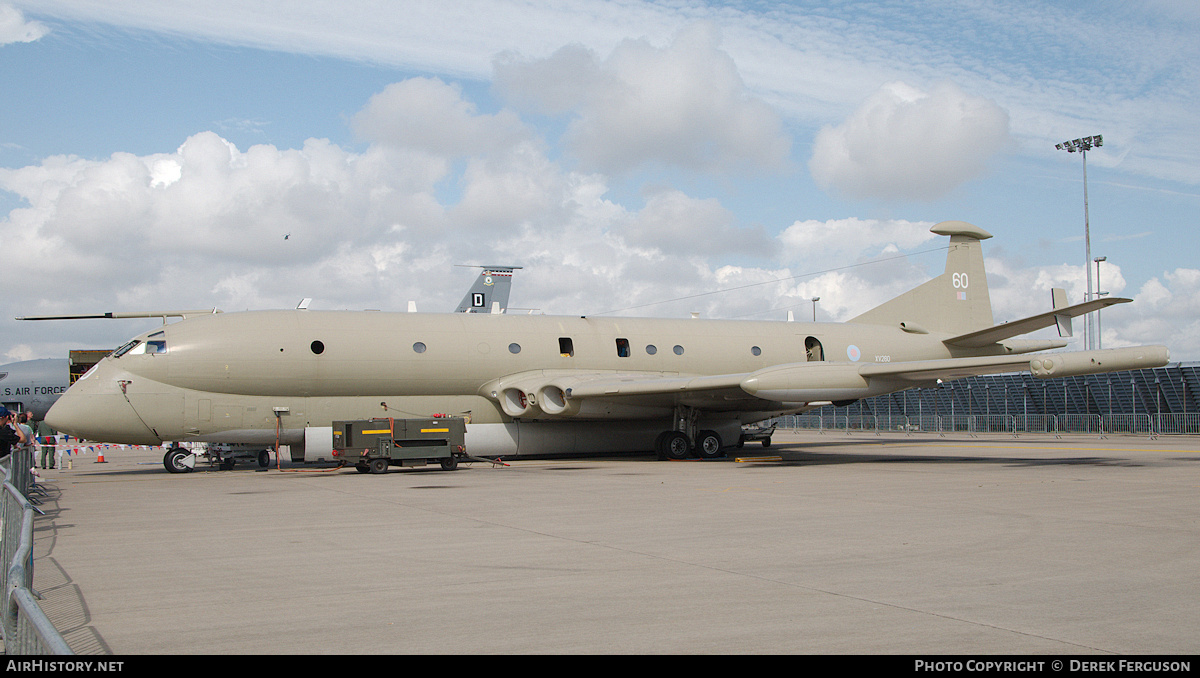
<box><xmin>500</xmin><ymin>387</ymin><xmax>539</xmax><ymax>417</ymax></box>
<box><xmin>537</xmin><ymin>383</ymin><xmax>581</xmax><ymax>416</ymax></box>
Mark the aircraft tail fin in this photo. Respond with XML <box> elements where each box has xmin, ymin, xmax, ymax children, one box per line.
<box><xmin>849</xmin><ymin>221</ymin><xmax>993</xmax><ymax>337</ymax></box>
<box><xmin>455</xmin><ymin>266</ymin><xmax>521</xmax><ymax>314</ymax></box>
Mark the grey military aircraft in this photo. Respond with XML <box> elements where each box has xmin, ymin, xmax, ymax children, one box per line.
<box><xmin>44</xmin><ymin>222</ymin><xmax>1168</xmax><ymax>470</ymax></box>
<box><xmin>0</xmin><ymin>358</ymin><xmax>69</xmax><ymax>419</ymax></box>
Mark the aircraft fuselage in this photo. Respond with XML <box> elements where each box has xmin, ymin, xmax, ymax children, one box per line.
<box><xmin>46</xmin><ymin>310</ymin><xmax>964</xmax><ymax>455</ymax></box>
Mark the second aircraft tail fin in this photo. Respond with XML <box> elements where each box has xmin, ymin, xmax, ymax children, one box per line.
<box><xmin>455</xmin><ymin>266</ymin><xmax>521</xmax><ymax>314</ymax></box>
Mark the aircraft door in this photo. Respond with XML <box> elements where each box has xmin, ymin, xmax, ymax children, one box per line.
<box><xmin>183</xmin><ymin>396</ymin><xmax>211</xmax><ymax>436</ymax></box>
<box><xmin>805</xmin><ymin>336</ymin><xmax>824</xmax><ymax>362</ymax></box>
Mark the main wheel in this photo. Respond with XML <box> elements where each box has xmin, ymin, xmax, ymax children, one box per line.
<box><xmin>696</xmin><ymin>430</ymin><xmax>723</xmax><ymax>459</ymax></box>
<box><xmin>658</xmin><ymin>431</ymin><xmax>691</xmax><ymax>460</ymax></box>
<box><xmin>653</xmin><ymin>431</ymin><xmax>671</xmax><ymax>460</ymax></box>
<box><xmin>163</xmin><ymin>447</ymin><xmax>193</xmax><ymax>474</ymax></box>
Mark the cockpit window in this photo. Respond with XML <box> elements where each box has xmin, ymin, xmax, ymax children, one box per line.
<box><xmin>111</xmin><ymin>340</ymin><xmax>141</xmax><ymax>358</ymax></box>
<box><xmin>144</xmin><ymin>332</ymin><xmax>167</xmax><ymax>354</ymax></box>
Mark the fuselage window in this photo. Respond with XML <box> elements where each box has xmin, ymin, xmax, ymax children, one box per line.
<box><xmin>615</xmin><ymin>338</ymin><xmax>630</xmax><ymax>357</ymax></box>
<box><xmin>673</xmin><ymin>345</ymin><xmax>685</xmax><ymax>355</ymax></box>
<box><xmin>559</xmin><ymin>338</ymin><xmax>574</xmax><ymax>357</ymax></box>
<box><xmin>413</xmin><ymin>342</ymin><xmax>427</xmax><ymax>354</ymax></box>
<box><xmin>751</xmin><ymin>346</ymin><xmax>761</xmax><ymax>356</ymax></box>
<box><xmin>311</xmin><ymin>340</ymin><xmax>325</xmax><ymax>355</ymax></box>
<box><xmin>646</xmin><ymin>344</ymin><xmax>658</xmax><ymax>355</ymax></box>
<box><xmin>145</xmin><ymin>340</ymin><xmax>167</xmax><ymax>354</ymax></box>
<box><xmin>509</xmin><ymin>343</ymin><xmax>522</xmax><ymax>354</ymax></box>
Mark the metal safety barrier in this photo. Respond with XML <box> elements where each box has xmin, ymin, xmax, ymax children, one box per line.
<box><xmin>1151</xmin><ymin>413</ymin><xmax>1200</xmax><ymax>435</ymax></box>
<box><xmin>774</xmin><ymin>412</ymin><xmax>1186</xmax><ymax>439</ymax></box>
<box><xmin>1</xmin><ymin>448</ymin><xmax>72</xmax><ymax>655</ymax></box>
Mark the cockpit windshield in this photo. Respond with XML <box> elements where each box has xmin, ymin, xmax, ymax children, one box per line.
<box><xmin>111</xmin><ymin>340</ymin><xmax>140</xmax><ymax>358</ymax></box>
<box><xmin>111</xmin><ymin>331</ymin><xmax>167</xmax><ymax>358</ymax></box>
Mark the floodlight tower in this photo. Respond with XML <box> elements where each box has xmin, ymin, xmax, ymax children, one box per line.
<box><xmin>1055</xmin><ymin>134</ymin><xmax>1103</xmax><ymax>349</ymax></box>
<box><xmin>811</xmin><ymin>296</ymin><xmax>820</xmax><ymax>322</ymax></box>
<box><xmin>1094</xmin><ymin>256</ymin><xmax>1107</xmax><ymax>350</ymax></box>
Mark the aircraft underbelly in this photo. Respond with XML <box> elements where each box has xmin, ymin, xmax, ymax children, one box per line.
<box><xmin>464</xmin><ymin>420</ymin><xmax>743</xmax><ymax>456</ymax></box>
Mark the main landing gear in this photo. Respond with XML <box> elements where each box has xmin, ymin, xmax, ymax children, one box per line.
<box><xmin>654</xmin><ymin>429</ymin><xmax>725</xmax><ymax>460</ymax></box>
<box><xmin>654</xmin><ymin>407</ymin><xmax>725</xmax><ymax>460</ymax></box>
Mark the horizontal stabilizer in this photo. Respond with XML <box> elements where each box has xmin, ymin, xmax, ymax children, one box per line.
<box><xmin>944</xmin><ymin>297</ymin><xmax>1129</xmax><ymax>349</ymax></box>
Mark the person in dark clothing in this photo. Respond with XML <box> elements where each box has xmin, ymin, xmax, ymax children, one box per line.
<box><xmin>0</xmin><ymin>406</ymin><xmax>29</xmax><ymax>460</ymax></box>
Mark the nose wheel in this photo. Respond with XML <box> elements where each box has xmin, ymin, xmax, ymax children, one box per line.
<box><xmin>163</xmin><ymin>447</ymin><xmax>194</xmax><ymax>473</ymax></box>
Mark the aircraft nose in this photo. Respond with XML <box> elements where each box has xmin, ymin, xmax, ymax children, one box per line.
<box><xmin>45</xmin><ymin>369</ymin><xmax>160</xmax><ymax>445</ymax></box>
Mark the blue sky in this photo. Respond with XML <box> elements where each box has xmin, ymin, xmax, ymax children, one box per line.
<box><xmin>2</xmin><ymin>0</ymin><xmax>1199</xmax><ymax>361</ymax></box>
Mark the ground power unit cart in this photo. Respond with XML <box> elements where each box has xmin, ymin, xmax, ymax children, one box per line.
<box><xmin>332</xmin><ymin>417</ymin><xmax>467</xmax><ymax>474</ymax></box>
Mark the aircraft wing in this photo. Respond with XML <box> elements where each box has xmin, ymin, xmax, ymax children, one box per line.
<box><xmin>494</xmin><ymin>345</ymin><xmax>1170</xmax><ymax>415</ymax></box>
<box><xmin>562</xmin><ymin>373</ymin><xmax>746</xmax><ymax>398</ymax></box>
<box><xmin>743</xmin><ymin>345</ymin><xmax>1167</xmax><ymax>402</ymax></box>
<box><xmin>943</xmin><ymin>297</ymin><xmax>1129</xmax><ymax>348</ymax></box>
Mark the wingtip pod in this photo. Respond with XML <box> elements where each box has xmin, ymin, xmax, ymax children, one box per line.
<box><xmin>1030</xmin><ymin>345</ymin><xmax>1170</xmax><ymax>379</ymax></box>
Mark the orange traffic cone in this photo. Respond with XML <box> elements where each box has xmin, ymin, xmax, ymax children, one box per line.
<box><xmin>96</xmin><ymin>447</ymin><xmax>107</xmax><ymax>463</ymax></box>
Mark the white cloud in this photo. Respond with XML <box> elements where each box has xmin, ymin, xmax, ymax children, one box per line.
<box><xmin>494</xmin><ymin>22</ymin><xmax>791</xmax><ymax>175</ymax></box>
<box><xmin>351</xmin><ymin>77</ymin><xmax>530</xmax><ymax>157</ymax></box>
<box><xmin>0</xmin><ymin>4</ymin><xmax>48</xmax><ymax>44</ymax></box>
<box><xmin>778</xmin><ymin>217</ymin><xmax>937</xmax><ymax>266</ymax></box>
<box><xmin>614</xmin><ymin>189</ymin><xmax>768</xmax><ymax>257</ymax></box>
<box><xmin>4</xmin><ymin>344</ymin><xmax>34</xmax><ymax>362</ymax></box>
<box><xmin>809</xmin><ymin>81</ymin><xmax>1011</xmax><ymax>201</ymax></box>
<box><xmin>0</xmin><ymin>131</ymin><xmax>453</xmax><ymax>314</ymax></box>
<box><xmin>1117</xmin><ymin>268</ymin><xmax>1200</xmax><ymax>358</ymax></box>
<box><xmin>16</xmin><ymin>1</ymin><xmax>1200</xmax><ymax>188</ymax></box>
<box><xmin>3</xmin><ymin>118</ymin><xmax>1191</xmax><ymax>358</ymax></box>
